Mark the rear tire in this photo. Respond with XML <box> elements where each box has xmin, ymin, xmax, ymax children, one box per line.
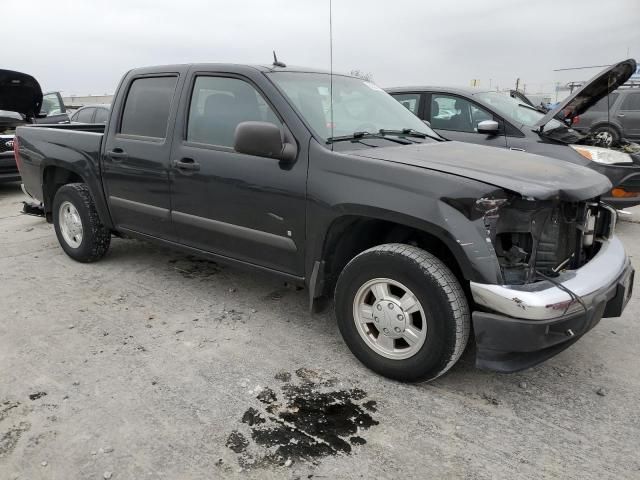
<box><xmin>53</xmin><ymin>183</ymin><xmax>111</xmax><ymax>262</ymax></box>
<box><xmin>335</xmin><ymin>243</ymin><xmax>470</xmax><ymax>382</ymax></box>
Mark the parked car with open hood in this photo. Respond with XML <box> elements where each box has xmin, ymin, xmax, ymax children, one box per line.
<box><xmin>15</xmin><ymin>63</ymin><xmax>633</xmax><ymax>381</ymax></box>
<box><xmin>0</xmin><ymin>69</ymin><xmax>69</xmax><ymax>183</ymax></box>
<box><xmin>388</xmin><ymin>59</ymin><xmax>640</xmax><ymax>208</ymax></box>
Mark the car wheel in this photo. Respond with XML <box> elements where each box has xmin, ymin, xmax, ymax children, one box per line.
<box><xmin>592</xmin><ymin>124</ymin><xmax>621</xmax><ymax>147</ymax></box>
<box><xmin>334</xmin><ymin>243</ymin><xmax>470</xmax><ymax>382</ymax></box>
<box><xmin>53</xmin><ymin>183</ymin><xmax>111</xmax><ymax>262</ymax></box>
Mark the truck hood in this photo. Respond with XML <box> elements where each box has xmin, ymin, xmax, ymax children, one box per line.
<box><xmin>350</xmin><ymin>141</ymin><xmax>612</xmax><ymax>201</ymax></box>
<box><xmin>0</xmin><ymin>69</ymin><xmax>43</xmax><ymax>121</ymax></box>
<box><xmin>534</xmin><ymin>58</ymin><xmax>636</xmax><ymax>132</ymax></box>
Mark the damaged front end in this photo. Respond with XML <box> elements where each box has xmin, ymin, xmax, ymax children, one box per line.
<box><xmin>477</xmin><ymin>193</ymin><xmax>616</xmax><ymax>286</ymax></box>
<box><xmin>469</xmin><ymin>191</ymin><xmax>633</xmax><ymax>372</ymax></box>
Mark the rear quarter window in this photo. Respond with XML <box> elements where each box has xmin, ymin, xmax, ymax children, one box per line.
<box><xmin>120</xmin><ymin>76</ymin><xmax>178</xmax><ymax>138</ymax></box>
<box><xmin>620</xmin><ymin>93</ymin><xmax>640</xmax><ymax>111</ymax></box>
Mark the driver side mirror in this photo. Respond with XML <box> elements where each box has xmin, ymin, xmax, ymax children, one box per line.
<box><xmin>477</xmin><ymin>120</ymin><xmax>500</xmax><ymax>135</ymax></box>
<box><xmin>234</xmin><ymin>121</ymin><xmax>297</xmax><ymax>162</ymax></box>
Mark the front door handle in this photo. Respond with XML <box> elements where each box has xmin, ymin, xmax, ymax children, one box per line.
<box><xmin>617</xmin><ymin>113</ymin><xmax>625</xmax><ymax>118</ymax></box>
<box><xmin>107</xmin><ymin>148</ymin><xmax>128</xmax><ymax>162</ymax></box>
<box><xmin>172</xmin><ymin>158</ymin><xmax>200</xmax><ymax>172</ymax></box>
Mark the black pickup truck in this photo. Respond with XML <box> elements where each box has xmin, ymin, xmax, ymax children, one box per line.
<box><xmin>15</xmin><ymin>63</ymin><xmax>634</xmax><ymax>382</ymax></box>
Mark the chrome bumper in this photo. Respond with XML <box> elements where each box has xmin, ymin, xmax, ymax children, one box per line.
<box><xmin>470</xmin><ymin>235</ymin><xmax>631</xmax><ymax>320</ymax></box>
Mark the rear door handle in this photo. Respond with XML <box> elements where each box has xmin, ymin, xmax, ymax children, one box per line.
<box><xmin>172</xmin><ymin>158</ymin><xmax>200</xmax><ymax>172</ymax></box>
<box><xmin>107</xmin><ymin>148</ymin><xmax>128</xmax><ymax>162</ymax></box>
<box><xmin>617</xmin><ymin>113</ymin><xmax>625</xmax><ymax>117</ymax></box>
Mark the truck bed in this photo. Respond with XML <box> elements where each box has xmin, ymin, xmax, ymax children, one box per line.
<box><xmin>15</xmin><ymin>123</ymin><xmax>105</xmax><ymax>202</ymax></box>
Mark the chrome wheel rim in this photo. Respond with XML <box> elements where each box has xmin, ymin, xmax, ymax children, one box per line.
<box><xmin>353</xmin><ymin>278</ymin><xmax>427</xmax><ymax>360</ymax></box>
<box><xmin>596</xmin><ymin>130</ymin><xmax>614</xmax><ymax>146</ymax></box>
<box><xmin>59</xmin><ymin>201</ymin><xmax>83</xmax><ymax>249</ymax></box>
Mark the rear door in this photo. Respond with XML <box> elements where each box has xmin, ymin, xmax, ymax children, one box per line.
<box><xmin>102</xmin><ymin>70</ymin><xmax>185</xmax><ymax>240</ymax></box>
<box><xmin>168</xmin><ymin>68</ymin><xmax>308</xmax><ymax>275</ymax></box>
<box><xmin>427</xmin><ymin>93</ymin><xmax>508</xmax><ymax>148</ymax></box>
<box><xmin>618</xmin><ymin>92</ymin><xmax>640</xmax><ymax>139</ymax></box>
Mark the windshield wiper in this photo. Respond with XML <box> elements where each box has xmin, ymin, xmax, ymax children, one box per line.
<box><xmin>326</xmin><ymin>131</ymin><xmax>411</xmax><ymax>145</ymax></box>
<box><xmin>379</xmin><ymin>128</ymin><xmax>444</xmax><ymax>142</ymax></box>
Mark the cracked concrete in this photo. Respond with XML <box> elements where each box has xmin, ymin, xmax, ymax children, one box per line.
<box><xmin>1</xmin><ymin>181</ymin><xmax>639</xmax><ymax>479</ymax></box>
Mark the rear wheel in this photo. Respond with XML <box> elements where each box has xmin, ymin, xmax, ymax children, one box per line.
<box><xmin>335</xmin><ymin>243</ymin><xmax>470</xmax><ymax>382</ymax></box>
<box><xmin>53</xmin><ymin>183</ymin><xmax>111</xmax><ymax>262</ymax></box>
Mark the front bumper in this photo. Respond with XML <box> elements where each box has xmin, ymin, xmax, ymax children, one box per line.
<box><xmin>470</xmin><ymin>235</ymin><xmax>634</xmax><ymax>372</ymax></box>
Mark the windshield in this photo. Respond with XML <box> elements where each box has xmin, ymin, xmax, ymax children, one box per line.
<box><xmin>266</xmin><ymin>72</ymin><xmax>437</xmax><ymax>142</ymax></box>
<box><xmin>474</xmin><ymin>91</ymin><xmax>564</xmax><ymax>130</ymax></box>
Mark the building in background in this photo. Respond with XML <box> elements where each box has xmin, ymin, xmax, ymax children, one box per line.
<box><xmin>63</xmin><ymin>94</ymin><xmax>113</xmax><ymax>110</ymax></box>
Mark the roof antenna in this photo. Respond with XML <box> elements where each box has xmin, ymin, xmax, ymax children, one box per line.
<box><xmin>329</xmin><ymin>0</ymin><xmax>334</xmax><ymax>150</ymax></box>
<box><xmin>272</xmin><ymin>51</ymin><xmax>286</xmax><ymax>68</ymax></box>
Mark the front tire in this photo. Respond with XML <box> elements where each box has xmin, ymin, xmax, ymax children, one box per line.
<box><xmin>591</xmin><ymin>124</ymin><xmax>621</xmax><ymax>147</ymax></box>
<box><xmin>335</xmin><ymin>244</ymin><xmax>470</xmax><ymax>382</ymax></box>
<box><xmin>52</xmin><ymin>183</ymin><xmax>111</xmax><ymax>262</ymax></box>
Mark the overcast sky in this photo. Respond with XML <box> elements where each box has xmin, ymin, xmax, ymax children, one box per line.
<box><xmin>5</xmin><ymin>0</ymin><xmax>639</xmax><ymax>95</ymax></box>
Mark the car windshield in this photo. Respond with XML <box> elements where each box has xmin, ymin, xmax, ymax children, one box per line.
<box><xmin>267</xmin><ymin>72</ymin><xmax>437</xmax><ymax>142</ymax></box>
<box><xmin>474</xmin><ymin>91</ymin><xmax>564</xmax><ymax>130</ymax></box>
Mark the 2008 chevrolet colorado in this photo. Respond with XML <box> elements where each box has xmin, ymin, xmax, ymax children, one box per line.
<box><xmin>15</xmin><ymin>63</ymin><xmax>634</xmax><ymax>382</ymax></box>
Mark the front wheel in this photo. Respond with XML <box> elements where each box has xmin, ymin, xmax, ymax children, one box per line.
<box><xmin>335</xmin><ymin>244</ymin><xmax>470</xmax><ymax>382</ymax></box>
<box><xmin>52</xmin><ymin>183</ymin><xmax>111</xmax><ymax>262</ymax></box>
<box><xmin>591</xmin><ymin>124</ymin><xmax>621</xmax><ymax>147</ymax></box>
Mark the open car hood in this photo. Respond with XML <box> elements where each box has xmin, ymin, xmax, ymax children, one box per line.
<box><xmin>350</xmin><ymin>141</ymin><xmax>611</xmax><ymax>201</ymax></box>
<box><xmin>0</xmin><ymin>69</ymin><xmax>43</xmax><ymax>121</ymax></box>
<box><xmin>534</xmin><ymin>58</ymin><xmax>636</xmax><ymax>131</ymax></box>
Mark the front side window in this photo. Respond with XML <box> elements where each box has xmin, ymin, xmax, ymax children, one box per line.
<box><xmin>589</xmin><ymin>93</ymin><xmax>619</xmax><ymax>112</ymax></box>
<box><xmin>391</xmin><ymin>93</ymin><xmax>421</xmax><ymax>115</ymax></box>
<box><xmin>430</xmin><ymin>95</ymin><xmax>493</xmax><ymax>133</ymax></box>
<box><xmin>187</xmin><ymin>76</ymin><xmax>281</xmax><ymax>147</ymax></box>
<box><xmin>120</xmin><ymin>76</ymin><xmax>177</xmax><ymax>138</ymax></box>
<box><xmin>620</xmin><ymin>93</ymin><xmax>640</xmax><ymax>111</ymax></box>
<box><xmin>267</xmin><ymin>72</ymin><xmax>436</xmax><ymax>141</ymax></box>
<box><xmin>40</xmin><ymin>93</ymin><xmax>64</xmax><ymax>116</ymax></box>
<box><xmin>94</xmin><ymin>107</ymin><xmax>109</xmax><ymax>123</ymax></box>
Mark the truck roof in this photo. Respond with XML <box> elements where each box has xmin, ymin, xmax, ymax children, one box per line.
<box><xmin>126</xmin><ymin>63</ymin><xmax>349</xmax><ymax>77</ymax></box>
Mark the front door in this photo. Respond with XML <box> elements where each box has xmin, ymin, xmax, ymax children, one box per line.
<box><xmin>169</xmin><ymin>73</ymin><xmax>307</xmax><ymax>275</ymax></box>
<box><xmin>618</xmin><ymin>92</ymin><xmax>640</xmax><ymax>139</ymax></box>
<box><xmin>102</xmin><ymin>74</ymin><xmax>181</xmax><ymax>240</ymax></box>
<box><xmin>428</xmin><ymin>93</ymin><xmax>508</xmax><ymax>148</ymax></box>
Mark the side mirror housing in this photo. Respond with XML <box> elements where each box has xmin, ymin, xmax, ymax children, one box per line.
<box><xmin>477</xmin><ymin>120</ymin><xmax>500</xmax><ymax>134</ymax></box>
<box><xmin>234</xmin><ymin>121</ymin><xmax>296</xmax><ymax>162</ymax></box>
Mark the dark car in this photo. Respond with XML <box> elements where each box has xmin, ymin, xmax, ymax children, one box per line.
<box><xmin>572</xmin><ymin>87</ymin><xmax>640</xmax><ymax>146</ymax></box>
<box><xmin>14</xmin><ymin>63</ymin><xmax>633</xmax><ymax>382</ymax></box>
<box><xmin>388</xmin><ymin>59</ymin><xmax>640</xmax><ymax>208</ymax></box>
<box><xmin>69</xmin><ymin>104</ymin><xmax>110</xmax><ymax>124</ymax></box>
<box><xmin>0</xmin><ymin>69</ymin><xmax>69</xmax><ymax>183</ymax></box>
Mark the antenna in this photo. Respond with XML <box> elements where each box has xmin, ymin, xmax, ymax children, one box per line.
<box><xmin>329</xmin><ymin>0</ymin><xmax>334</xmax><ymax>149</ymax></box>
<box><xmin>272</xmin><ymin>51</ymin><xmax>286</xmax><ymax>68</ymax></box>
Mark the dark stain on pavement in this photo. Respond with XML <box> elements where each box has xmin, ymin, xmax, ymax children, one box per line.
<box><xmin>226</xmin><ymin>368</ymin><xmax>378</xmax><ymax>468</ymax></box>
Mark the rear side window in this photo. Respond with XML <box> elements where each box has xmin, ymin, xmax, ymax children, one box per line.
<box><xmin>120</xmin><ymin>76</ymin><xmax>177</xmax><ymax>138</ymax></box>
<box><xmin>620</xmin><ymin>93</ymin><xmax>640</xmax><ymax>111</ymax></box>
<box><xmin>186</xmin><ymin>76</ymin><xmax>281</xmax><ymax>147</ymax></box>
<box><xmin>76</xmin><ymin>107</ymin><xmax>95</xmax><ymax>123</ymax></box>
<box><xmin>392</xmin><ymin>94</ymin><xmax>421</xmax><ymax>115</ymax></box>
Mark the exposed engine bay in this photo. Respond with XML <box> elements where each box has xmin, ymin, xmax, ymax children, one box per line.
<box><xmin>479</xmin><ymin>195</ymin><xmax>615</xmax><ymax>285</ymax></box>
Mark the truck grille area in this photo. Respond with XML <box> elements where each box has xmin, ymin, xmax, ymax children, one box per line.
<box><xmin>486</xmin><ymin>198</ymin><xmax>614</xmax><ymax>284</ymax></box>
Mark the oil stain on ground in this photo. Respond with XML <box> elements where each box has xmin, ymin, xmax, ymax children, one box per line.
<box><xmin>226</xmin><ymin>368</ymin><xmax>378</xmax><ymax>468</ymax></box>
